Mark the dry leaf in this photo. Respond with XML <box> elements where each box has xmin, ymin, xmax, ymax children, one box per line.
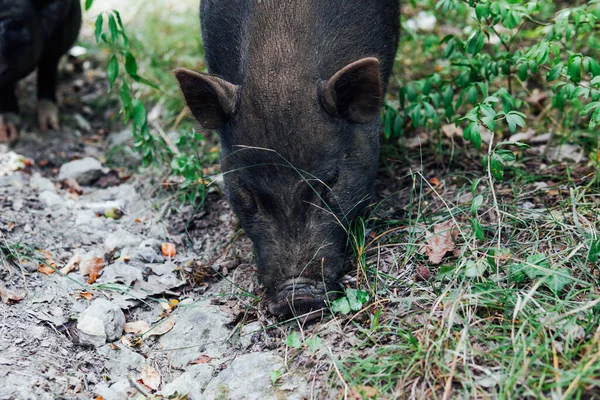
<box><xmin>124</xmin><ymin>321</ymin><xmax>151</xmax><ymax>335</ymax></box>
<box><xmin>425</xmin><ymin>221</ymin><xmax>458</xmax><ymax>265</ymax></box>
<box><xmin>161</xmin><ymin>243</ymin><xmax>176</xmax><ymax>257</ymax></box>
<box><xmin>0</xmin><ymin>286</ymin><xmax>24</xmax><ymax>304</ymax></box>
<box><xmin>80</xmin><ymin>256</ymin><xmax>104</xmax><ymax>284</ymax></box>
<box><xmin>77</xmin><ymin>291</ymin><xmax>94</xmax><ymax>300</ymax></box>
<box><xmin>429</xmin><ymin>177</ymin><xmax>441</xmax><ymax>186</ymax></box>
<box><xmin>140</xmin><ymin>365</ymin><xmax>161</xmax><ymax>391</ymax></box>
<box><xmin>146</xmin><ymin>317</ymin><xmax>175</xmax><ymax>337</ymax></box>
<box><xmin>415</xmin><ymin>265</ymin><xmax>431</xmax><ymax>281</ymax></box>
<box><xmin>441</xmin><ymin>123</ymin><xmax>463</xmax><ymax>138</ymax></box>
<box><xmin>189</xmin><ymin>354</ymin><xmax>213</xmax><ymax>365</ymax></box>
<box><xmin>349</xmin><ymin>385</ymin><xmax>379</xmax><ymax>399</ymax></box>
<box><xmin>60</xmin><ymin>253</ymin><xmax>81</xmax><ymax>275</ymax></box>
<box><xmin>38</xmin><ymin>250</ymin><xmax>57</xmax><ymax>275</ymax></box>
<box><xmin>63</xmin><ymin>178</ymin><xmax>83</xmax><ymax>195</ymax></box>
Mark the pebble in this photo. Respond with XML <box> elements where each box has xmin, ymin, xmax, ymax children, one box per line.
<box><xmin>77</xmin><ymin>299</ymin><xmax>125</xmax><ymax>347</ymax></box>
<box><xmin>57</xmin><ymin>157</ymin><xmax>106</xmax><ymax>185</ymax></box>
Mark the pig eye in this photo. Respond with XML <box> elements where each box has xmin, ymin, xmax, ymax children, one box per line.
<box><xmin>235</xmin><ymin>187</ymin><xmax>256</xmax><ymax>211</ymax></box>
<box><xmin>319</xmin><ymin>171</ymin><xmax>340</xmax><ymax>203</ymax></box>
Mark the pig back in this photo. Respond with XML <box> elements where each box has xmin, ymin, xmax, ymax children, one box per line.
<box><xmin>200</xmin><ymin>0</ymin><xmax>399</xmax><ymax>89</ymax></box>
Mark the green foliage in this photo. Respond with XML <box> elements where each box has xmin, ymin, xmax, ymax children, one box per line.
<box><xmin>92</xmin><ymin>8</ymin><xmax>214</xmax><ymax>206</ymax></box>
<box><xmin>330</xmin><ymin>288</ymin><xmax>370</xmax><ymax>315</ymax></box>
<box><xmin>385</xmin><ymin>0</ymin><xmax>600</xmax><ymax>175</ymax></box>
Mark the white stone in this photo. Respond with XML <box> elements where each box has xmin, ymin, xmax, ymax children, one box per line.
<box><xmin>58</xmin><ymin>157</ymin><xmax>106</xmax><ymax>185</ymax></box>
<box><xmin>77</xmin><ymin>299</ymin><xmax>125</xmax><ymax>347</ymax></box>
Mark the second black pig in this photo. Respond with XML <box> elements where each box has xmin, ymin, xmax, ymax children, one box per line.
<box><xmin>176</xmin><ymin>0</ymin><xmax>400</xmax><ymax>317</ymax></box>
<box><xmin>0</xmin><ymin>0</ymin><xmax>81</xmax><ymax>142</ymax></box>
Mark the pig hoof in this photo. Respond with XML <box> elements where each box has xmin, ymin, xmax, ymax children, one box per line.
<box><xmin>270</xmin><ymin>279</ymin><xmax>328</xmax><ymax>320</ymax></box>
<box><xmin>37</xmin><ymin>99</ymin><xmax>60</xmax><ymax>131</ymax></box>
<box><xmin>0</xmin><ymin>113</ymin><xmax>20</xmax><ymax>143</ymax></box>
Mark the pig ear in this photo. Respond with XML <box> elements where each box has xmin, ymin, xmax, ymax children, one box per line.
<box><xmin>174</xmin><ymin>68</ymin><xmax>239</xmax><ymax>129</ymax></box>
<box><xmin>321</xmin><ymin>58</ymin><xmax>382</xmax><ymax>124</ymax></box>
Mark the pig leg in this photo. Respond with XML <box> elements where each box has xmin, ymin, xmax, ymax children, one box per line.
<box><xmin>0</xmin><ymin>84</ymin><xmax>19</xmax><ymax>142</ymax></box>
<box><xmin>36</xmin><ymin>54</ymin><xmax>61</xmax><ymax>131</ymax></box>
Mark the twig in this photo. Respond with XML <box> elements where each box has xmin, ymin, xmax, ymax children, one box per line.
<box><xmin>151</xmin><ymin>121</ymin><xmax>180</xmax><ymax>157</ymax></box>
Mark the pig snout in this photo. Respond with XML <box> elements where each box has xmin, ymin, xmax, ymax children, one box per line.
<box><xmin>270</xmin><ymin>278</ymin><xmax>329</xmax><ymax>319</ymax></box>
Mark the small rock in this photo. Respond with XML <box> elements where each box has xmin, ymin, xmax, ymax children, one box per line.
<box><xmin>148</xmin><ymin>222</ymin><xmax>168</xmax><ymax>240</ymax></box>
<box><xmin>202</xmin><ymin>353</ymin><xmax>284</xmax><ymax>400</ymax></box>
<box><xmin>132</xmin><ymin>247</ymin><xmax>164</xmax><ymax>263</ymax></box>
<box><xmin>39</xmin><ymin>190</ymin><xmax>64</xmax><ymax>208</ymax></box>
<box><xmin>30</xmin><ymin>173</ymin><xmax>56</xmax><ymax>193</ymax></box>
<box><xmin>160</xmin><ymin>301</ymin><xmax>232</xmax><ymax>367</ymax></box>
<box><xmin>139</xmin><ymin>238</ymin><xmax>162</xmax><ymax>251</ymax></box>
<box><xmin>160</xmin><ymin>364</ymin><xmax>214</xmax><ymax>399</ymax></box>
<box><xmin>77</xmin><ymin>299</ymin><xmax>125</xmax><ymax>347</ymax></box>
<box><xmin>58</xmin><ymin>157</ymin><xmax>106</xmax><ymax>185</ymax></box>
<box><xmin>105</xmin><ymin>230</ymin><xmax>144</xmax><ymax>252</ymax></box>
<box><xmin>240</xmin><ymin>322</ymin><xmax>263</xmax><ymax>348</ymax></box>
<box><xmin>98</xmin><ymin>344</ymin><xmax>145</xmax><ymax>378</ymax></box>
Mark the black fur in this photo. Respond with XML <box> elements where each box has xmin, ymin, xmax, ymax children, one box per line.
<box><xmin>0</xmin><ymin>0</ymin><xmax>81</xmax><ymax>113</ymax></box>
<box><xmin>179</xmin><ymin>0</ymin><xmax>399</xmax><ymax>315</ymax></box>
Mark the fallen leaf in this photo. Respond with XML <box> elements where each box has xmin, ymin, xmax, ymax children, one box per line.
<box><xmin>415</xmin><ymin>265</ymin><xmax>431</xmax><ymax>281</ymax></box>
<box><xmin>0</xmin><ymin>286</ymin><xmax>24</xmax><ymax>304</ymax></box>
<box><xmin>441</xmin><ymin>123</ymin><xmax>463</xmax><ymax>138</ymax></box>
<box><xmin>189</xmin><ymin>354</ymin><xmax>213</xmax><ymax>365</ymax></box>
<box><xmin>140</xmin><ymin>365</ymin><xmax>161</xmax><ymax>391</ymax></box>
<box><xmin>60</xmin><ymin>253</ymin><xmax>81</xmax><ymax>275</ymax></box>
<box><xmin>424</xmin><ymin>221</ymin><xmax>459</xmax><ymax>265</ymax></box>
<box><xmin>146</xmin><ymin>317</ymin><xmax>175</xmax><ymax>337</ymax></box>
<box><xmin>349</xmin><ymin>385</ymin><xmax>379</xmax><ymax>399</ymax></box>
<box><xmin>124</xmin><ymin>321</ymin><xmax>151</xmax><ymax>335</ymax></box>
<box><xmin>38</xmin><ymin>264</ymin><xmax>55</xmax><ymax>275</ymax></box>
<box><xmin>429</xmin><ymin>177</ymin><xmax>441</xmax><ymax>186</ymax></box>
<box><xmin>38</xmin><ymin>250</ymin><xmax>57</xmax><ymax>275</ymax></box>
<box><xmin>77</xmin><ymin>291</ymin><xmax>94</xmax><ymax>300</ymax></box>
<box><xmin>161</xmin><ymin>243</ymin><xmax>176</xmax><ymax>257</ymax></box>
<box><xmin>80</xmin><ymin>256</ymin><xmax>105</xmax><ymax>284</ymax></box>
<box><xmin>63</xmin><ymin>178</ymin><xmax>83</xmax><ymax>195</ymax></box>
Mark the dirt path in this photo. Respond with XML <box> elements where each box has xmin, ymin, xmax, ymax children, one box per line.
<box><xmin>0</xmin><ymin>60</ymin><xmax>316</xmax><ymax>400</ymax></box>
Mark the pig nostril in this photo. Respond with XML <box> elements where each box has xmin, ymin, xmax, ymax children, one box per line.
<box><xmin>271</xmin><ymin>279</ymin><xmax>327</xmax><ymax>319</ymax></box>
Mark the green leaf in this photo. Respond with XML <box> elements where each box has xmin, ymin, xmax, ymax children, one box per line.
<box><xmin>466</xmin><ymin>31</ymin><xmax>484</xmax><ymax>55</ymax></box>
<box><xmin>346</xmin><ymin>289</ymin><xmax>369</xmax><ymax>312</ymax></box>
<box><xmin>107</xmin><ymin>55</ymin><xmax>119</xmax><ymax>88</ymax></box>
<box><xmin>490</xmin><ymin>156</ymin><xmax>505</xmax><ymax>180</ymax></box>
<box><xmin>94</xmin><ymin>14</ymin><xmax>103</xmax><ymax>43</ymax></box>
<box><xmin>108</xmin><ymin>14</ymin><xmax>119</xmax><ymax>43</ymax></box>
<box><xmin>305</xmin><ymin>336</ymin><xmax>323</xmax><ymax>353</ymax></box>
<box><xmin>85</xmin><ymin>0</ymin><xmax>94</xmax><ymax>11</ymax></box>
<box><xmin>518</xmin><ymin>63</ymin><xmax>528</xmax><ymax>81</ymax></box>
<box><xmin>547</xmin><ymin>64</ymin><xmax>563</xmax><ymax>81</ymax></box>
<box><xmin>496</xmin><ymin>149</ymin><xmax>516</xmax><ymax>162</ymax></box>
<box><xmin>471</xmin><ymin>218</ymin><xmax>485</xmax><ymax>241</ymax></box>
<box><xmin>471</xmin><ymin>195</ymin><xmax>484</xmax><ymax>214</ymax></box>
<box><xmin>568</xmin><ymin>55</ymin><xmax>582</xmax><ymax>83</ymax></box>
<box><xmin>506</xmin><ymin>112</ymin><xmax>526</xmax><ymax>133</ymax></box>
<box><xmin>465</xmin><ymin>260</ymin><xmax>486</xmax><ymax>277</ymax></box>
<box><xmin>132</xmin><ymin>100</ymin><xmax>147</xmax><ymax>129</ymax></box>
<box><xmin>393</xmin><ymin>113</ymin><xmax>404</xmax><ymax>137</ymax></box>
<box><xmin>545</xmin><ymin>268</ymin><xmax>573</xmax><ymax>294</ymax></box>
<box><xmin>270</xmin><ymin>370</ymin><xmax>282</xmax><ymax>385</ymax></box>
<box><xmin>124</xmin><ymin>52</ymin><xmax>138</xmax><ymax>77</ymax></box>
<box><xmin>331</xmin><ymin>297</ymin><xmax>351</xmax><ymax>315</ymax></box>
<box><xmin>286</xmin><ymin>331</ymin><xmax>302</xmax><ymax>349</ymax></box>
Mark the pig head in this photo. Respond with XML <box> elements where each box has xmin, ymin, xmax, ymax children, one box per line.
<box><xmin>176</xmin><ymin>0</ymin><xmax>399</xmax><ymax>317</ymax></box>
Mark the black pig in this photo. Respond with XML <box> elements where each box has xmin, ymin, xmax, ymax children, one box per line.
<box><xmin>0</xmin><ymin>0</ymin><xmax>81</xmax><ymax>142</ymax></box>
<box><xmin>176</xmin><ymin>0</ymin><xmax>399</xmax><ymax>317</ymax></box>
